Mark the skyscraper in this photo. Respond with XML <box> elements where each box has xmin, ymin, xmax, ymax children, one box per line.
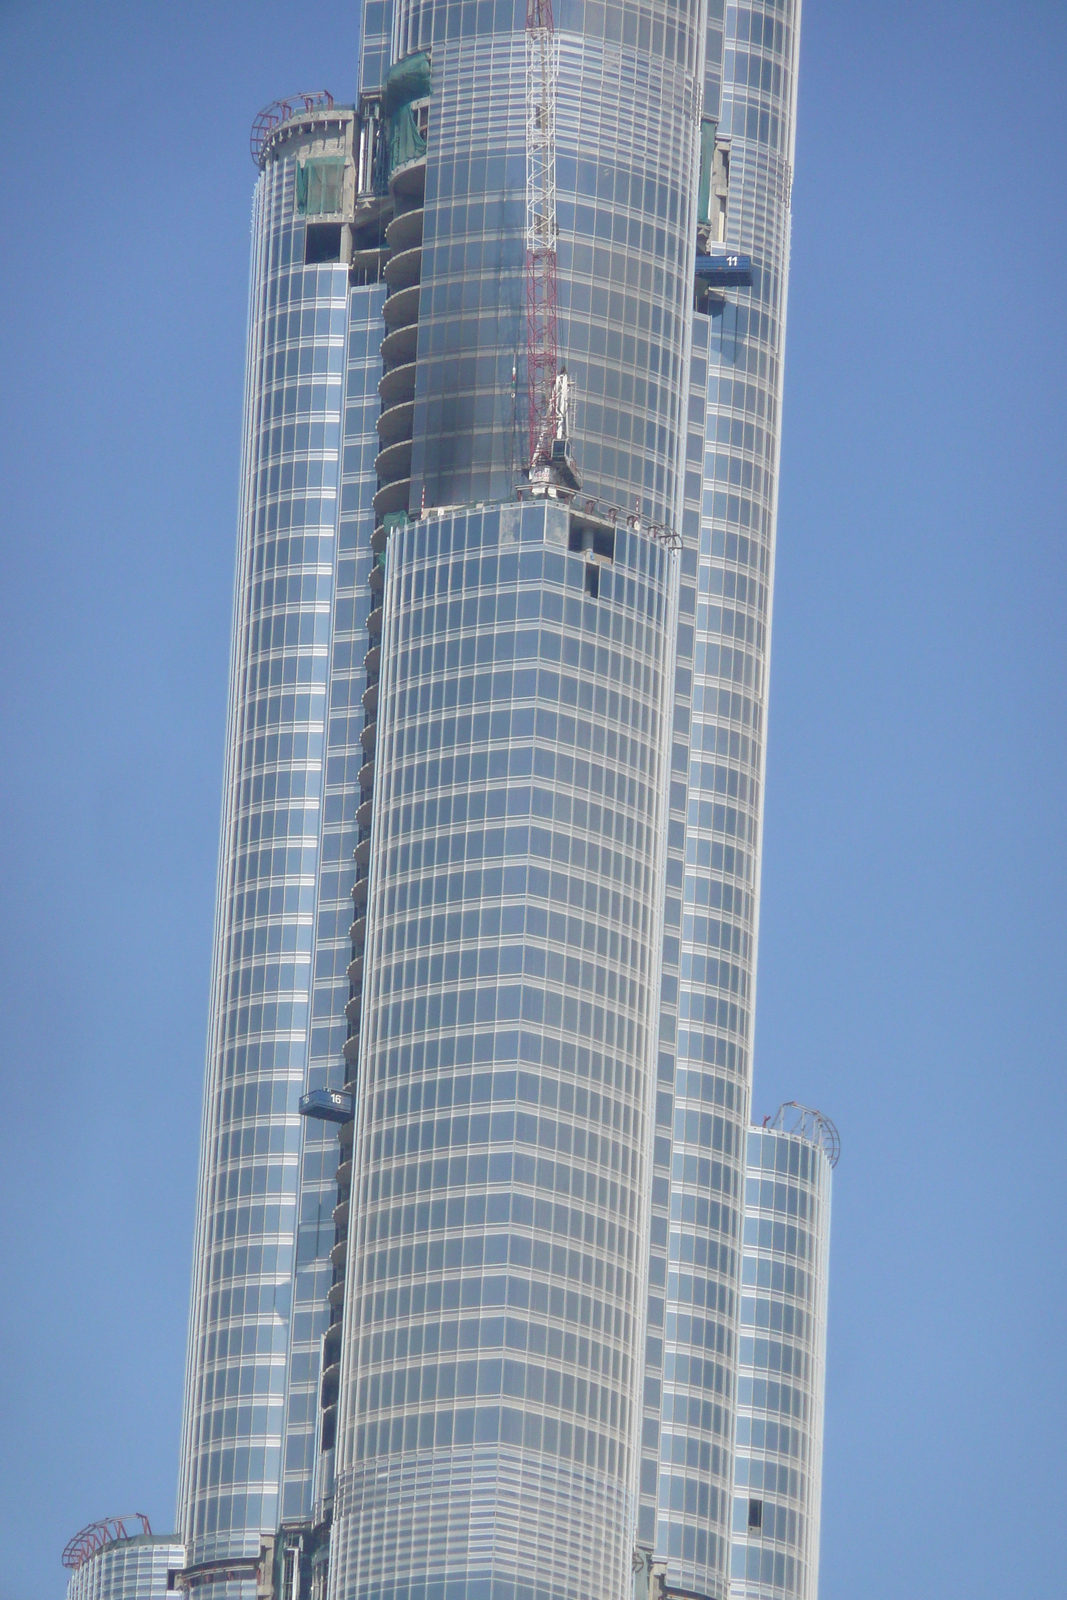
<box><xmin>731</xmin><ymin>1107</ymin><xmax>834</xmax><ymax>1600</ymax></box>
<box><xmin>161</xmin><ymin>2</ymin><xmax>830</xmax><ymax>1600</ymax></box>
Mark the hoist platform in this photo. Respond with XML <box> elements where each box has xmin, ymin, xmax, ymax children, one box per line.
<box><xmin>299</xmin><ymin>1088</ymin><xmax>355</xmax><ymax>1123</ymax></box>
<box><xmin>695</xmin><ymin>252</ymin><xmax>753</xmax><ymax>289</ymax></box>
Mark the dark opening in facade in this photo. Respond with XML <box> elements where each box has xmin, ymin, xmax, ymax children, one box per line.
<box><xmin>568</xmin><ymin>515</ymin><xmax>615</xmax><ymax>563</ymax></box>
<box><xmin>305</xmin><ymin>222</ymin><xmax>343</xmax><ymax>264</ymax></box>
<box><xmin>748</xmin><ymin>1497</ymin><xmax>763</xmax><ymax>1531</ymax></box>
<box><xmin>584</xmin><ymin>564</ymin><xmax>600</xmax><ymax>599</ymax></box>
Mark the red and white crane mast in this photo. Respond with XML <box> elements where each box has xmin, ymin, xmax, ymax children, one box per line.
<box><xmin>525</xmin><ymin>0</ymin><xmax>564</xmax><ymax>479</ymax></box>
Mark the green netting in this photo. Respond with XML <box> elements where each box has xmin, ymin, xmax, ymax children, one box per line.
<box><xmin>382</xmin><ymin>50</ymin><xmax>432</xmax><ymax>116</ymax></box>
<box><xmin>697</xmin><ymin>117</ymin><xmax>718</xmax><ymax>228</ymax></box>
<box><xmin>382</xmin><ymin>512</ymin><xmax>410</xmax><ymax>534</ymax></box>
<box><xmin>296</xmin><ymin>158</ymin><xmax>345</xmax><ymax>216</ymax></box>
<box><xmin>382</xmin><ymin>50</ymin><xmax>431</xmax><ymax>174</ymax></box>
<box><xmin>388</xmin><ymin>104</ymin><xmax>427</xmax><ymax>173</ymax></box>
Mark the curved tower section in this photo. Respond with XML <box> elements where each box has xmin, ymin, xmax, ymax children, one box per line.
<box><xmin>64</xmin><ymin>1527</ymin><xmax>186</xmax><ymax>1600</ymax></box>
<box><xmin>177</xmin><ymin>98</ymin><xmax>357</xmax><ymax>1584</ymax></box>
<box><xmin>327</xmin><ymin>501</ymin><xmax>678</xmax><ymax>1600</ymax></box>
<box><xmin>641</xmin><ymin>4</ymin><xmax>805</xmax><ymax>1594</ymax></box>
<box><xmin>397</xmin><ymin>0</ymin><xmax>705</xmax><ymax>530</ymax></box>
<box><xmin>730</xmin><ymin>1108</ymin><xmax>834</xmax><ymax>1600</ymax></box>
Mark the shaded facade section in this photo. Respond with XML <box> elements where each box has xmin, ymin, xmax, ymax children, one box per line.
<box><xmin>279</xmin><ymin>281</ymin><xmax>388</xmax><ymax>1523</ymax></box>
<box><xmin>398</xmin><ymin>0</ymin><xmax>703</xmax><ymax>529</ymax></box>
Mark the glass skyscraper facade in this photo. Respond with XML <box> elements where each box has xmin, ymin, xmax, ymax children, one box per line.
<box><xmin>730</xmin><ymin>1112</ymin><xmax>833</xmax><ymax>1600</ymax></box>
<box><xmin>64</xmin><ymin>1531</ymin><xmax>186</xmax><ymax>1600</ymax></box>
<box><xmin>176</xmin><ymin>104</ymin><xmax>357</xmax><ymax>1576</ymax></box>
<box><xmin>156</xmin><ymin>2</ymin><xmax>840</xmax><ymax>1600</ymax></box>
<box><xmin>328</xmin><ymin>498</ymin><xmax>677</xmax><ymax>1600</ymax></box>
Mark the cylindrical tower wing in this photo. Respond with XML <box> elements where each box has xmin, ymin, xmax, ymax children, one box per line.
<box><xmin>177</xmin><ymin>102</ymin><xmax>356</xmax><ymax>1576</ymax></box>
<box><xmin>327</xmin><ymin>501</ymin><xmax>678</xmax><ymax>1600</ymax></box>
<box><xmin>730</xmin><ymin>1118</ymin><xmax>833</xmax><ymax>1600</ymax></box>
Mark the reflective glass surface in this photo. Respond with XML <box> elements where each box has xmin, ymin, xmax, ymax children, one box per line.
<box><xmin>178</xmin><ymin>136</ymin><xmax>350</xmax><ymax>1568</ymax></box>
<box><xmin>645</xmin><ymin>4</ymin><xmax>804</xmax><ymax>1592</ymax></box>
<box><xmin>731</xmin><ymin>1131</ymin><xmax>832</xmax><ymax>1600</ymax></box>
<box><xmin>404</xmin><ymin>0</ymin><xmax>703</xmax><ymax>529</ymax></box>
<box><xmin>327</xmin><ymin>501</ymin><xmax>677</xmax><ymax>1600</ymax></box>
<box><xmin>66</xmin><ymin>1538</ymin><xmax>186</xmax><ymax>1600</ymax></box>
<box><xmin>278</xmin><ymin>283</ymin><xmax>389</xmax><ymax>1525</ymax></box>
<box><xmin>179</xmin><ymin>0</ymin><xmax>813</xmax><ymax>1591</ymax></box>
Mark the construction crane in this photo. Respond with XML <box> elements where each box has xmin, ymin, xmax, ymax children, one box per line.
<box><xmin>525</xmin><ymin>0</ymin><xmax>579</xmax><ymax>491</ymax></box>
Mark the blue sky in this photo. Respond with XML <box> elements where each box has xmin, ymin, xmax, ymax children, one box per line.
<box><xmin>0</xmin><ymin>2</ymin><xmax>1064</xmax><ymax>1597</ymax></box>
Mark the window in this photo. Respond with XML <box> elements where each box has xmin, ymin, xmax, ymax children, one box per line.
<box><xmin>747</xmin><ymin>1497</ymin><xmax>763</xmax><ymax>1531</ymax></box>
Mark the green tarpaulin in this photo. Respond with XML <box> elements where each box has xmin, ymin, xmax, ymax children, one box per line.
<box><xmin>296</xmin><ymin>157</ymin><xmax>345</xmax><ymax>216</ymax></box>
<box><xmin>383</xmin><ymin>50</ymin><xmax>431</xmax><ymax>175</ymax></box>
<box><xmin>698</xmin><ymin>117</ymin><xmax>718</xmax><ymax>228</ymax></box>
<box><xmin>389</xmin><ymin>105</ymin><xmax>427</xmax><ymax>172</ymax></box>
<box><xmin>382</xmin><ymin>50</ymin><xmax>431</xmax><ymax>116</ymax></box>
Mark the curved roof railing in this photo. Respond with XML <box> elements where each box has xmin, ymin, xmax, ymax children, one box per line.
<box><xmin>250</xmin><ymin>91</ymin><xmax>335</xmax><ymax>167</ymax></box>
<box><xmin>770</xmin><ymin>1101</ymin><xmax>841</xmax><ymax>1168</ymax></box>
<box><xmin>62</xmin><ymin>1514</ymin><xmax>153</xmax><ymax>1571</ymax></box>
